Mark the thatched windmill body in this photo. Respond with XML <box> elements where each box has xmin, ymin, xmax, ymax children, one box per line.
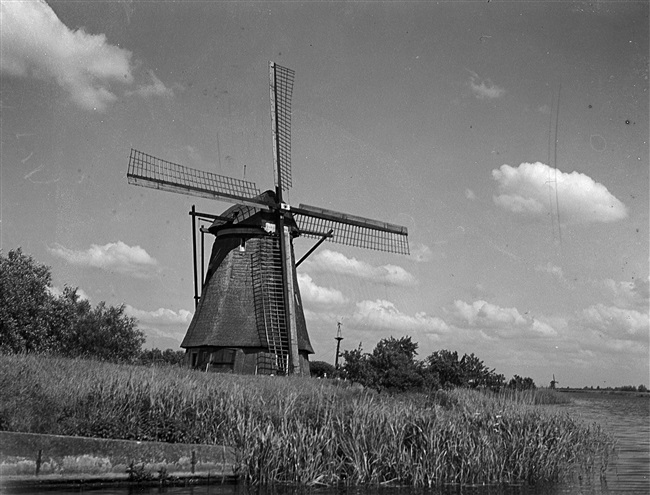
<box><xmin>127</xmin><ymin>62</ymin><xmax>409</xmax><ymax>375</ymax></box>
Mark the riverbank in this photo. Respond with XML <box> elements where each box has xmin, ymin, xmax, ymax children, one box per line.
<box><xmin>0</xmin><ymin>430</ymin><xmax>236</xmax><ymax>492</ymax></box>
<box><xmin>0</xmin><ymin>354</ymin><xmax>615</xmax><ymax>488</ymax></box>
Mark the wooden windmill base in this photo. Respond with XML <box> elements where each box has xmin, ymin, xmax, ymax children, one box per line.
<box><xmin>181</xmin><ymin>224</ymin><xmax>313</xmax><ymax>376</ymax></box>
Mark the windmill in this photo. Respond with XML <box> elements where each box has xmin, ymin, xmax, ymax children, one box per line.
<box><xmin>127</xmin><ymin>62</ymin><xmax>409</xmax><ymax>376</ymax></box>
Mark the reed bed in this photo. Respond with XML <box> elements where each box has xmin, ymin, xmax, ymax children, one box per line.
<box><xmin>0</xmin><ymin>354</ymin><xmax>612</xmax><ymax>488</ymax></box>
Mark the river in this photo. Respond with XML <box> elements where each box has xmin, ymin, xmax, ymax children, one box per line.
<box><xmin>8</xmin><ymin>391</ymin><xmax>649</xmax><ymax>495</ymax></box>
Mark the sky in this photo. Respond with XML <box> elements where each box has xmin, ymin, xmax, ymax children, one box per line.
<box><xmin>1</xmin><ymin>0</ymin><xmax>648</xmax><ymax>388</ymax></box>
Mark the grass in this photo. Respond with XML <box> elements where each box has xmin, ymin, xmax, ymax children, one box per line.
<box><xmin>0</xmin><ymin>353</ymin><xmax>613</xmax><ymax>487</ymax></box>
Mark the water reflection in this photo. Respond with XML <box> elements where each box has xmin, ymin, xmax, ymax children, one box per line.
<box><xmin>552</xmin><ymin>391</ymin><xmax>650</xmax><ymax>494</ymax></box>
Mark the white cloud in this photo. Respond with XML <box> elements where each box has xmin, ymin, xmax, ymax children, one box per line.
<box><xmin>581</xmin><ymin>304</ymin><xmax>649</xmax><ymax>340</ymax></box>
<box><xmin>1</xmin><ymin>0</ymin><xmax>132</xmax><ymax>111</ymax></box>
<box><xmin>350</xmin><ymin>299</ymin><xmax>449</xmax><ymax>334</ymax></box>
<box><xmin>297</xmin><ymin>273</ymin><xmax>348</xmax><ymax>305</ymax></box>
<box><xmin>492</xmin><ymin>162</ymin><xmax>628</xmax><ymax>224</ymax></box>
<box><xmin>0</xmin><ymin>1</ymin><xmax>171</xmax><ymax>111</ymax></box>
<box><xmin>453</xmin><ymin>299</ymin><xmax>527</xmax><ymax>327</ymax></box>
<box><xmin>450</xmin><ymin>299</ymin><xmax>558</xmax><ymax>337</ymax></box>
<box><xmin>125</xmin><ymin>305</ymin><xmax>193</xmax><ymax>326</ymax></box>
<box><xmin>303</xmin><ymin>249</ymin><xmax>417</xmax><ymax>287</ymax></box>
<box><xmin>127</xmin><ymin>70</ymin><xmax>173</xmax><ymax>98</ymax></box>
<box><xmin>467</xmin><ymin>70</ymin><xmax>506</xmax><ymax>99</ymax></box>
<box><xmin>597</xmin><ymin>277</ymin><xmax>649</xmax><ymax>309</ymax></box>
<box><xmin>125</xmin><ymin>305</ymin><xmax>190</xmax><ymax>348</ymax></box>
<box><xmin>48</xmin><ymin>241</ymin><xmax>158</xmax><ymax>278</ymax></box>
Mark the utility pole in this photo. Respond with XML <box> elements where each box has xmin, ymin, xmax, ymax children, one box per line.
<box><xmin>334</xmin><ymin>322</ymin><xmax>343</xmax><ymax>369</ymax></box>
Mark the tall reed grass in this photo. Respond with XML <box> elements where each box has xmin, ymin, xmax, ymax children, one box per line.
<box><xmin>0</xmin><ymin>354</ymin><xmax>612</xmax><ymax>487</ymax></box>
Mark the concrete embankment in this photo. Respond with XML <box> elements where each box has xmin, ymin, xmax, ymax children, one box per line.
<box><xmin>0</xmin><ymin>431</ymin><xmax>237</xmax><ymax>491</ymax></box>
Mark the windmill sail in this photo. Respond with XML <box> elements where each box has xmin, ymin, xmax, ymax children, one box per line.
<box><xmin>127</xmin><ymin>149</ymin><xmax>264</xmax><ymax>208</ymax></box>
<box><xmin>269</xmin><ymin>62</ymin><xmax>295</xmax><ymax>195</ymax></box>
<box><xmin>293</xmin><ymin>204</ymin><xmax>410</xmax><ymax>255</ymax></box>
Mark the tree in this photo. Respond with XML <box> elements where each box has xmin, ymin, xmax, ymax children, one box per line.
<box><xmin>367</xmin><ymin>336</ymin><xmax>424</xmax><ymax>393</ymax></box>
<box><xmin>507</xmin><ymin>375</ymin><xmax>536</xmax><ymax>390</ymax></box>
<box><xmin>342</xmin><ymin>337</ymin><xmax>426</xmax><ymax>393</ymax></box>
<box><xmin>64</xmin><ymin>299</ymin><xmax>144</xmax><ymax>362</ymax></box>
<box><xmin>341</xmin><ymin>344</ymin><xmax>374</xmax><ymax>387</ymax></box>
<box><xmin>309</xmin><ymin>360</ymin><xmax>335</xmax><ymax>378</ymax></box>
<box><xmin>0</xmin><ymin>249</ymin><xmax>61</xmax><ymax>353</ymax></box>
<box><xmin>459</xmin><ymin>353</ymin><xmax>505</xmax><ymax>390</ymax></box>
<box><xmin>425</xmin><ymin>350</ymin><xmax>463</xmax><ymax>389</ymax></box>
<box><xmin>1</xmin><ymin>248</ymin><xmax>145</xmax><ymax>362</ymax></box>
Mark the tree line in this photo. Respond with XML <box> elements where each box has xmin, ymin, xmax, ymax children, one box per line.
<box><xmin>1</xmin><ymin>248</ymin><xmax>182</xmax><ymax>364</ymax></box>
<box><xmin>3</xmin><ymin>248</ymin><xmax>539</xmax><ymax>386</ymax></box>
<box><xmin>311</xmin><ymin>336</ymin><xmax>536</xmax><ymax>393</ymax></box>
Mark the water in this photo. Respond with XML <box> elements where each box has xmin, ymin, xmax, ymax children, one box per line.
<box><xmin>6</xmin><ymin>392</ymin><xmax>649</xmax><ymax>495</ymax></box>
<box><xmin>552</xmin><ymin>391</ymin><xmax>650</xmax><ymax>493</ymax></box>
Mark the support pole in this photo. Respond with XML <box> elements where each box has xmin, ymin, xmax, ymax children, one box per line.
<box><xmin>200</xmin><ymin>223</ymin><xmax>205</xmax><ymax>295</ymax></box>
<box><xmin>296</xmin><ymin>229</ymin><xmax>334</xmax><ymax>267</ymax></box>
<box><xmin>191</xmin><ymin>205</ymin><xmax>199</xmax><ymax>309</ymax></box>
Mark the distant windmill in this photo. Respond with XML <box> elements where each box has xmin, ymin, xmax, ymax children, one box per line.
<box><xmin>550</xmin><ymin>374</ymin><xmax>559</xmax><ymax>389</ymax></box>
<box><xmin>127</xmin><ymin>62</ymin><xmax>409</xmax><ymax>376</ymax></box>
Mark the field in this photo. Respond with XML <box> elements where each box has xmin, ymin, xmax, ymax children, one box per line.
<box><xmin>0</xmin><ymin>354</ymin><xmax>614</xmax><ymax>487</ymax></box>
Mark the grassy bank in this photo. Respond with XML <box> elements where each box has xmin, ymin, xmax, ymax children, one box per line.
<box><xmin>0</xmin><ymin>354</ymin><xmax>613</xmax><ymax>487</ymax></box>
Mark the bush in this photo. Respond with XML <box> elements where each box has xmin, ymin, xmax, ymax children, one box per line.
<box><xmin>342</xmin><ymin>338</ymin><xmax>505</xmax><ymax>393</ymax></box>
<box><xmin>309</xmin><ymin>360</ymin><xmax>335</xmax><ymax>378</ymax></box>
<box><xmin>0</xmin><ymin>248</ymin><xmax>145</xmax><ymax>362</ymax></box>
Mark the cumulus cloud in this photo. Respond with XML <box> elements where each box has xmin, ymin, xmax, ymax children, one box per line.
<box><xmin>350</xmin><ymin>299</ymin><xmax>449</xmax><ymax>334</ymax></box>
<box><xmin>125</xmin><ymin>305</ymin><xmax>193</xmax><ymax>326</ymax></box>
<box><xmin>127</xmin><ymin>70</ymin><xmax>173</xmax><ymax>98</ymax></box>
<box><xmin>451</xmin><ymin>299</ymin><xmax>558</xmax><ymax>337</ymax></box>
<box><xmin>467</xmin><ymin>70</ymin><xmax>506</xmax><ymax>99</ymax></box>
<box><xmin>297</xmin><ymin>273</ymin><xmax>348</xmax><ymax>305</ymax></box>
<box><xmin>581</xmin><ymin>303</ymin><xmax>649</xmax><ymax>340</ymax></box>
<box><xmin>125</xmin><ymin>305</ymin><xmax>191</xmax><ymax>347</ymax></box>
<box><xmin>303</xmin><ymin>249</ymin><xmax>417</xmax><ymax>287</ymax></box>
<box><xmin>597</xmin><ymin>277</ymin><xmax>649</xmax><ymax>309</ymax></box>
<box><xmin>492</xmin><ymin>162</ymin><xmax>628</xmax><ymax>224</ymax></box>
<box><xmin>453</xmin><ymin>300</ymin><xmax>527</xmax><ymax>327</ymax></box>
<box><xmin>48</xmin><ymin>241</ymin><xmax>158</xmax><ymax>278</ymax></box>
<box><xmin>0</xmin><ymin>1</ymin><xmax>171</xmax><ymax>111</ymax></box>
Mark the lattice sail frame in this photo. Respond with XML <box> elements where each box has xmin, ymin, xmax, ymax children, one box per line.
<box><xmin>270</xmin><ymin>62</ymin><xmax>295</xmax><ymax>195</ymax></box>
<box><xmin>295</xmin><ymin>214</ymin><xmax>409</xmax><ymax>255</ymax></box>
<box><xmin>127</xmin><ymin>149</ymin><xmax>260</xmax><ymax>202</ymax></box>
